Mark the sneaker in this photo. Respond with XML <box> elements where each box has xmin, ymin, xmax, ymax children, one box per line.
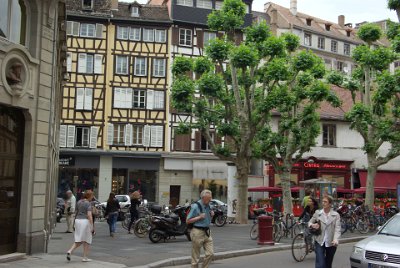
<box><xmin>66</xmin><ymin>252</ymin><xmax>71</xmax><ymax>261</ymax></box>
<box><xmin>82</xmin><ymin>258</ymin><xmax>92</xmax><ymax>262</ymax></box>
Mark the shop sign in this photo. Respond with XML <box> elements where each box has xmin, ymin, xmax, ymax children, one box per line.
<box><xmin>288</xmin><ymin>162</ymin><xmax>348</xmax><ymax>169</ymax></box>
<box><xmin>59</xmin><ymin>156</ymin><xmax>75</xmax><ymax>166</ymax></box>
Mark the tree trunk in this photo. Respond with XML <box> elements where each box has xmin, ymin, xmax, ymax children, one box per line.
<box><xmin>365</xmin><ymin>156</ymin><xmax>377</xmax><ymax>209</ymax></box>
<box><xmin>397</xmin><ymin>9</ymin><xmax>400</xmax><ymax>23</ymax></box>
<box><xmin>235</xmin><ymin>164</ymin><xmax>249</xmax><ymax>224</ymax></box>
<box><xmin>280</xmin><ymin>169</ymin><xmax>293</xmax><ymax>215</ymax></box>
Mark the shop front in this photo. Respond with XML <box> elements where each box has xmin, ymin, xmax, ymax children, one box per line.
<box><xmin>268</xmin><ymin>157</ymin><xmax>353</xmax><ymax>189</ymax></box>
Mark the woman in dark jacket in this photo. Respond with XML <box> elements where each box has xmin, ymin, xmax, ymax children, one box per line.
<box><xmin>128</xmin><ymin>191</ymin><xmax>141</xmax><ymax>234</ymax></box>
<box><xmin>105</xmin><ymin>192</ymin><xmax>120</xmax><ymax>237</ymax></box>
<box><xmin>299</xmin><ymin>198</ymin><xmax>318</xmax><ymax>223</ymax></box>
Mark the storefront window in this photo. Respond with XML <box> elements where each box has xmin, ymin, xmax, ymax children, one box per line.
<box><xmin>112</xmin><ymin>169</ymin><xmax>127</xmax><ymax>195</ymax></box>
<box><xmin>321</xmin><ymin>174</ymin><xmax>344</xmax><ymax>187</ymax></box>
<box><xmin>0</xmin><ymin>0</ymin><xmax>27</xmax><ymax>45</ymax></box>
<box><xmin>58</xmin><ymin>168</ymin><xmax>99</xmax><ymax>199</ymax></box>
<box><xmin>192</xmin><ymin>179</ymin><xmax>227</xmax><ymax>202</ymax></box>
<box><xmin>129</xmin><ymin>170</ymin><xmax>157</xmax><ymax>202</ymax></box>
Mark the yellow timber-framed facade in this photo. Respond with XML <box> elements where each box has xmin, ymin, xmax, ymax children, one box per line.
<box><xmin>59</xmin><ymin>0</ymin><xmax>171</xmax><ymax>202</ymax></box>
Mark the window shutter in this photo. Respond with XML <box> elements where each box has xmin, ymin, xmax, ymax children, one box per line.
<box><xmin>114</xmin><ymin>88</ymin><xmax>120</xmax><ymax>108</ymax></box>
<box><xmin>72</xmin><ymin>22</ymin><xmax>80</xmax><ymax>36</ymax></box>
<box><xmin>194</xmin><ymin>131</ymin><xmax>201</xmax><ymax>152</ymax></box>
<box><xmin>84</xmin><ymin>88</ymin><xmax>93</xmax><ymax>110</ymax></box>
<box><xmin>150</xmin><ymin>125</ymin><xmax>163</xmax><ymax>147</ymax></box>
<box><xmin>76</xmin><ymin>88</ymin><xmax>84</xmax><ymax>110</ymax></box>
<box><xmin>67</xmin><ymin>21</ymin><xmax>73</xmax><ymax>35</ymax></box>
<box><xmin>67</xmin><ymin>52</ymin><xmax>72</xmax><ymax>72</ymax></box>
<box><xmin>107</xmin><ymin>123</ymin><xmax>114</xmax><ymax>145</ymax></box>
<box><xmin>174</xmin><ymin>133</ymin><xmax>191</xmax><ymax>151</ymax></box>
<box><xmin>96</xmin><ymin>23</ymin><xmax>103</xmax><ymax>38</ymax></box>
<box><xmin>143</xmin><ymin>125</ymin><xmax>151</xmax><ymax>147</ymax></box>
<box><xmin>124</xmin><ymin>124</ymin><xmax>133</xmax><ymax>146</ymax></box>
<box><xmin>126</xmin><ymin>88</ymin><xmax>133</xmax><ymax>109</ymax></box>
<box><xmin>197</xmin><ymin>30</ymin><xmax>204</xmax><ymax>48</ymax></box>
<box><xmin>59</xmin><ymin>125</ymin><xmax>67</xmax><ymax>148</ymax></box>
<box><xmin>147</xmin><ymin>90</ymin><xmax>154</xmax><ymax>110</ymax></box>
<box><xmin>89</xmin><ymin>126</ymin><xmax>99</xmax><ymax>149</ymax></box>
<box><xmin>66</xmin><ymin>125</ymin><xmax>76</xmax><ymax>148</ymax></box>
<box><xmin>156</xmin><ymin>126</ymin><xmax>164</xmax><ymax>147</ymax></box>
<box><xmin>154</xmin><ymin>91</ymin><xmax>165</xmax><ymax>109</ymax></box>
<box><xmin>172</xmin><ymin>27</ymin><xmax>179</xmax><ymax>45</ymax></box>
<box><xmin>78</xmin><ymin>53</ymin><xmax>87</xmax><ymax>73</ymax></box>
<box><xmin>94</xmin><ymin>55</ymin><xmax>102</xmax><ymax>74</ymax></box>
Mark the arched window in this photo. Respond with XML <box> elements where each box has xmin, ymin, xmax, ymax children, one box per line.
<box><xmin>0</xmin><ymin>0</ymin><xmax>27</xmax><ymax>45</ymax></box>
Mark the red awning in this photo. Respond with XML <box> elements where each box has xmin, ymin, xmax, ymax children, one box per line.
<box><xmin>359</xmin><ymin>171</ymin><xmax>400</xmax><ymax>188</ymax></box>
<box><xmin>337</xmin><ymin>187</ymin><xmax>353</xmax><ymax>194</ymax></box>
<box><xmin>248</xmin><ymin>186</ymin><xmax>281</xmax><ymax>192</ymax></box>
<box><xmin>353</xmin><ymin>187</ymin><xmax>396</xmax><ymax>194</ymax></box>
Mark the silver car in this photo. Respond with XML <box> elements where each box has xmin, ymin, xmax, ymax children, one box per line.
<box><xmin>350</xmin><ymin>213</ymin><xmax>400</xmax><ymax>268</ymax></box>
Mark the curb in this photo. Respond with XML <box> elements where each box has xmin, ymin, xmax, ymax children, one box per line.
<box><xmin>0</xmin><ymin>253</ymin><xmax>26</xmax><ymax>263</ymax></box>
<box><xmin>134</xmin><ymin>236</ymin><xmax>368</xmax><ymax>268</ymax></box>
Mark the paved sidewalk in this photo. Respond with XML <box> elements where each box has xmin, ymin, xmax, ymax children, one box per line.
<box><xmin>1</xmin><ymin>220</ymin><xmax>368</xmax><ymax>268</ymax></box>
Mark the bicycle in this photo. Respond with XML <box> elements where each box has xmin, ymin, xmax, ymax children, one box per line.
<box><xmin>291</xmin><ymin>230</ymin><xmax>315</xmax><ymax>262</ymax></box>
<box><xmin>249</xmin><ymin>210</ymin><xmax>284</xmax><ymax>242</ymax></box>
<box><xmin>274</xmin><ymin>213</ymin><xmax>304</xmax><ymax>242</ymax></box>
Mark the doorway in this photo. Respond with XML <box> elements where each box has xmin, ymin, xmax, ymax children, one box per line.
<box><xmin>304</xmin><ymin>169</ymin><xmax>318</xmax><ymax>181</ymax></box>
<box><xmin>169</xmin><ymin>185</ymin><xmax>181</xmax><ymax>208</ymax></box>
<box><xmin>0</xmin><ymin>106</ymin><xmax>24</xmax><ymax>255</ymax></box>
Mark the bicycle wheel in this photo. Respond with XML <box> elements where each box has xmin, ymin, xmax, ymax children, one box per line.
<box><xmin>340</xmin><ymin>218</ymin><xmax>347</xmax><ymax>234</ymax></box>
<box><xmin>291</xmin><ymin>233</ymin><xmax>307</xmax><ymax>262</ymax></box>
<box><xmin>356</xmin><ymin>218</ymin><xmax>369</xmax><ymax>234</ymax></box>
<box><xmin>134</xmin><ymin>219</ymin><xmax>149</xmax><ymax>238</ymax></box>
<box><xmin>293</xmin><ymin>223</ymin><xmax>304</xmax><ymax>236</ymax></box>
<box><xmin>121</xmin><ymin>213</ymin><xmax>131</xmax><ymax>230</ymax></box>
<box><xmin>273</xmin><ymin>223</ymin><xmax>282</xmax><ymax>243</ymax></box>
<box><xmin>250</xmin><ymin>223</ymin><xmax>258</xmax><ymax>240</ymax></box>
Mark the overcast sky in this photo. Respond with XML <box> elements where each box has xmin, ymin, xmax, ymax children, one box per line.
<box><xmin>132</xmin><ymin>0</ymin><xmax>398</xmax><ymax>25</ymax></box>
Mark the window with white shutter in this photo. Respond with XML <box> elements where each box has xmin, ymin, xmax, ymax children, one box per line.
<box><xmin>89</xmin><ymin>126</ymin><xmax>99</xmax><ymax>148</ymax></box>
<box><xmin>132</xmin><ymin>125</ymin><xmax>144</xmax><ymax>145</ymax></box>
<box><xmin>133</xmin><ymin>89</ymin><xmax>146</xmax><ymax>108</ymax></box>
<box><xmin>107</xmin><ymin>123</ymin><xmax>114</xmax><ymax>145</ymax></box>
<box><xmin>80</xmin><ymin>23</ymin><xmax>96</xmax><ymax>37</ymax></box>
<box><xmin>94</xmin><ymin>55</ymin><xmax>102</xmax><ymax>74</ymax></box>
<box><xmin>143</xmin><ymin>125</ymin><xmax>150</xmax><ymax>147</ymax></box>
<box><xmin>72</xmin><ymin>22</ymin><xmax>80</xmax><ymax>36</ymax></box>
<box><xmin>146</xmin><ymin>90</ymin><xmax>154</xmax><ymax>110</ymax></box>
<box><xmin>95</xmin><ymin>24</ymin><xmax>103</xmax><ymax>38</ymax></box>
<box><xmin>134</xmin><ymin>57</ymin><xmax>147</xmax><ymax>76</ymax></box>
<box><xmin>143</xmin><ymin>28</ymin><xmax>154</xmax><ymax>42</ymax></box>
<box><xmin>78</xmin><ymin>53</ymin><xmax>95</xmax><ymax>73</ymax></box>
<box><xmin>153</xmin><ymin>58</ymin><xmax>166</xmax><ymax>77</ymax></box>
<box><xmin>59</xmin><ymin>125</ymin><xmax>67</xmax><ymax>147</ymax></box>
<box><xmin>155</xmin><ymin>29</ymin><xmax>166</xmax><ymax>43</ymax></box>
<box><xmin>75</xmin><ymin>127</ymin><xmax>90</xmax><ymax>147</ymax></box>
<box><xmin>67</xmin><ymin>52</ymin><xmax>72</xmax><ymax>72</ymax></box>
<box><xmin>114</xmin><ymin>88</ymin><xmax>133</xmax><ymax>108</ymax></box>
<box><xmin>117</xmin><ymin>26</ymin><xmax>129</xmax><ymax>40</ymax></box>
<box><xmin>150</xmin><ymin>125</ymin><xmax>164</xmax><ymax>147</ymax></box>
<box><xmin>66</xmin><ymin>125</ymin><xmax>76</xmax><ymax>148</ymax></box>
<box><xmin>76</xmin><ymin>88</ymin><xmax>93</xmax><ymax>110</ymax></box>
<box><xmin>113</xmin><ymin>124</ymin><xmax>125</xmax><ymax>145</ymax></box>
<box><xmin>125</xmin><ymin>88</ymin><xmax>133</xmax><ymax>108</ymax></box>
<box><xmin>129</xmin><ymin>27</ymin><xmax>141</xmax><ymax>41</ymax></box>
<box><xmin>116</xmin><ymin>55</ymin><xmax>129</xmax><ymax>74</ymax></box>
<box><xmin>153</xmin><ymin>91</ymin><xmax>165</xmax><ymax>109</ymax></box>
<box><xmin>67</xmin><ymin>21</ymin><xmax>73</xmax><ymax>35</ymax></box>
<box><xmin>179</xmin><ymin>29</ymin><xmax>192</xmax><ymax>46</ymax></box>
<box><xmin>124</xmin><ymin>124</ymin><xmax>133</xmax><ymax>146</ymax></box>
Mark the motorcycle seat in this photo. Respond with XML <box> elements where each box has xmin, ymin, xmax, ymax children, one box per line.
<box><xmin>163</xmin><ymin>217</ymin><xmax>177</xmax><ymax>223</ymax></box>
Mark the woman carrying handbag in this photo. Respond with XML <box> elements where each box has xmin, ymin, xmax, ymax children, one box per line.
<box><xmin>308</xmin><ymin>195</ymin><xmax>341</xmax><ymax>268</ymax></box>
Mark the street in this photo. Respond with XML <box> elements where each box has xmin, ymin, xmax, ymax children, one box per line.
<box><xmin>168</xmin><ymin>242</ymin><xmax>355</xmax><ymax>268</ymax></box>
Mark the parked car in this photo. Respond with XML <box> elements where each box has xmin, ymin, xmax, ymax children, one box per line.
<box><xmin>101</xmin><ymin>194</ymin><xmax>131</xmax><ymax>210</ymax></box>
<box><xmin>350</xmin><ymin>213</ymin><xmax>400</xmax><ymax>268</ymax></box>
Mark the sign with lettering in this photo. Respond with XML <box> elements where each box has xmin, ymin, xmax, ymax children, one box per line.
<box><xmin>288</xmin><ymin>162</ymin><xmax>348</xmax><ymax>169</ymax></box>
<box><xmin>59</xmin><ymin>156</ymin><xmax>75</xmax><ymax>166</ymax></box>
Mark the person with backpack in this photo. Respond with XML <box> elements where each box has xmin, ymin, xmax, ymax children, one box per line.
<box><xmin>186</xmin><ymin>189</ymin><xmax>214</xmax><ymax>268</ymax></box>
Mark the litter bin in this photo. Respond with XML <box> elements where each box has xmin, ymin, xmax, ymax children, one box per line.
<box><xmin>258</xmin><ymin>215</ymin><xmax>274</xmax><ymax>245</ymax></box>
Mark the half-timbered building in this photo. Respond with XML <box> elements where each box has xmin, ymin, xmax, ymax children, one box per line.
<box><xmin>60</xmin><ymin>0</ymin><xmax>171</xmax><ymax>202</ymax></box>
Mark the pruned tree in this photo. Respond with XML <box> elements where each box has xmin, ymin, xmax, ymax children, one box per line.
<box><xmin>329</xmin><ymin>23</ymin><xmax>400</xmax><ymax>209</ymax></box>
<box><xmin>254</xmin><ymin>47</ymin><xmax>340</xmax><ymax>214</ymax></box>
<box><xmin>388</xmin><ymin>0</ymin><xmax>400</xmax><ymax>22</ymax></box>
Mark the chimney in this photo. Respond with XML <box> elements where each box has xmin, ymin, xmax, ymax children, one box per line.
<box><xmin>290</xmin><ymin>0</ymin><xmax>297</xmax><ymax>16</ymax></box>
<box><xmin>338</xmin><ymin>15</ymin><xmax>345</xmax><ymax>27</ymax></box>
<box><xmin>111</xmin><ymin>0</ymin><xmax>118</xmax><ymax>11</ymax></box>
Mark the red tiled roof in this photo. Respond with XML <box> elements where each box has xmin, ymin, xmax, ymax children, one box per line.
<box><xmin>319</xmin><ymin>85</ymin><xmax>359</xmax><ymax>120</ymax></box>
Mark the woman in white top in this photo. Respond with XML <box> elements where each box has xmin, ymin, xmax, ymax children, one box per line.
<box><xmin>309</xmin><ymin>195</ymin><xmax>341</xmax><ymax>268</ymax></box>
<box><xmin>66</xmin><ymin>191</ymin><xmax>95</xmax><ymax>262</ymax></box>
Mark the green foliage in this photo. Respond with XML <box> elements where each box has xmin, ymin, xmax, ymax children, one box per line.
<box><xmin>197</xmin><ymin>73</ymin><xmax>225</xmax><ymax>98</ymax></box>
<box><xmin>245</xmin><ymin>23</ymin><xmax>270</xmax><ymax>45</ymax></box>
<box><xmin>357</xmin><ymin>23</ymin><xmax>383</xmax><ymax>44</ymax></box>
<box><xmin>264</xmin><ymin>58</ymin><xmax>290</xmax><ymax>81</ymax></box>
<box><xmin>352</xmin><ymin>45</ymin><xmax>396</xmax><ymax>71</ymax></box>
<box><xmin>205</xmin><ymin>38</ymin><xmax>231</xmax><ymax>63</ymax></box>
<box><xmin>172</xmin><ymin>56</ymin><xmax>193</xmax><ymax>76</ymax></box>
<box><xmin>292</xmin><ymin>50</ymin><xmax>317</xmax><ymax>72</ymax></box>
<box><xmin>194</xmin><ymin>57</ymin><xmax>213</xmax><ymax>75</ymax></box>
<box><xmin>281</xmin><ymin>33</ymin><xmax>300</xmax><ymax>52</ymax></box>
<box><xmin>175</xmin><ymin>123</ymin><xmax>191</xmax><ymax>135</ymax></box>
<box><xmin>171</xmin><ymin>77</ymin><xmax>195</xmax><ymax>113</ymax></box>
<box><xmin>326</xmin><ymin>71</ymin><xmax>344</xmax><ymax>86</ymax></box>
<box><xmin>208</xmin><ymin>0</ymin><xmax>246</xmax><ymax>32</ymax></box>
<box><xmin>262</xmin><ymin>36</ymin><xmax>286</xmax><ymax>58</ymax></box>
<box><xmin>386</xmin><ymin>20</ymin><xmax>400</xmax><ymax>40</ymax></box>
<box><xmin>388</xmin><ymin>0</ymin><xmax>400</xmax><ymax>10</ymax></box>
<box><xmin>230</xmin><ymin>44</ymin><xmax>259</xmax><ymax>68</ymax></box>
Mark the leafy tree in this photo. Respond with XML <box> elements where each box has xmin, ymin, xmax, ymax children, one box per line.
<box><xmin>329</xmin><ymin>23</ymin><xmax>400</xmax><ymax>209</ymax></box>
<box><xmin>254</xmin><ymin>44</ymin><xmax>340</xmax><ymax>214</ymax></box>
<box><xmin>388</xmin><ymin>0</ymin><xmax>400</xmax><ymax>22</ymax></box>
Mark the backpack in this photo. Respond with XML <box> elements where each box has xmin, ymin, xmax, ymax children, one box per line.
<box><xmin>186</xmin><ymin>201</ymin><xmax>203</xmax><ymax>230</ymax></box>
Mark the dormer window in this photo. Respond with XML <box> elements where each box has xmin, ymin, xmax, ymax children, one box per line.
<box><xmin>131</xmin><ymin>6</ymin><xmax>139</xmax><ymax>17</ymax></box>
<box><xmin>325</xmin><ymin>23</ymin><xmax>331</xmax><ymax>31</ymax></box>
<box><xmin>82</xmin><ymin>0</ymin><xmax>93</xmax><ymax>10</ymax></box>
<box><xmin>306</xmin><ymin>18</ymin><xmax>312</xmax><ymax>26</ymax></box>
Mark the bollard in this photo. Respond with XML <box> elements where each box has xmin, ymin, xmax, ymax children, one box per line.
<box><xmin>258</xmin><ymin>215</ymin><xmax>274</xmax><ymax>245</ymax></box>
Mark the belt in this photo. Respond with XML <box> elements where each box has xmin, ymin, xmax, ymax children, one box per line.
<box><xmin>193</xmin><ymin>226</ymin><xmax>209</xmax><ymax>230</ymax></box>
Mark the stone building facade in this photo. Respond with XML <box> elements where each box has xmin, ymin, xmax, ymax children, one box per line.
<box><xmin>0</xmin><ymin>0</ymin><xmax>65</xmax><ymax>255</ymax></box>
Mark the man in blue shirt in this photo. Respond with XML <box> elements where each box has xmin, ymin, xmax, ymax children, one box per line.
<box><xmin>187</xmin><ymin>189</ymin><xmax>214</xmax><ymax>268</ymax></box>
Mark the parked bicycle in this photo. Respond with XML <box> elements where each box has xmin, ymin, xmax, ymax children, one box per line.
<box><xmin>274</xmin><ymin>213</ymin><xmax>304</xmax><ymax>242</ymax></box>
<box><xmin>291</xmin><ymin>230</ymin><xmax>315</xmax><ymax>262</ymax></box>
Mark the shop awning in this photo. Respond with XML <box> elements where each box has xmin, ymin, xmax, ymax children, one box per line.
<box><xmin>353</xmin><ymin>187</ymin><xmax>396</xmax><ymax>194</ymax></box>
<box><xmin>248</xmin><ymin>186</ymin><xmax>281</xmax><ymax>192</ymax></box>
<box><xmin>359</xmin><ymin>171</ymin><xmax>400</xmax><ymax>188</ymax></box>
<box><xmin>337</xmin><ymin>187</ymin><xmax>353</xmax><ymax>194</ymax></box>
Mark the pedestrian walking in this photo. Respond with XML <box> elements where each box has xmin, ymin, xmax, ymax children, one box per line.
<box><xmin>65</xmin><ymin>190</ymin><xmax>76</xmax><ymax>233</ymax></box>
<box><xmin>309</xmin><ymin>195</ymin><xmax>341</xmax><ymax>268</ymax></box>
<box><xmin>128</xmin><ymin>191</ymin><xmax>141</xmax><ymax>234</ymax></box>
<box><xmin>187</xmin><ymin>189</ymin><xmax>214</xmax><ymax>268</ymax></box>
<box><xmin>105</xmin><ymin>192</ymin><xmax>120</xmax><ymax>237</ymax></box>
<box><xmin>66</xmin><ymin>190</ymin><xmax>95</xmax><ymax>262</ymax></box>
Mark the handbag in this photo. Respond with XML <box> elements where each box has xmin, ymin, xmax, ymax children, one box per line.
<box><xmin>309</xmin><ymin>220</ymin><xmax>321</xmax><ymax>236</ymax></box>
